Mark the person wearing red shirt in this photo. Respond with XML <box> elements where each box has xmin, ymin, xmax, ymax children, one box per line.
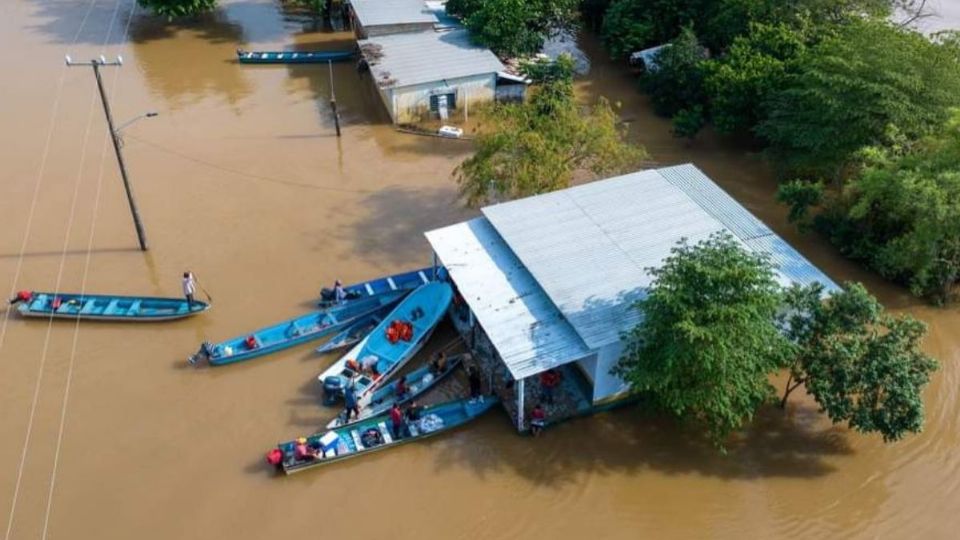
<box><xmin>389</xmin><ymin>403</ymin><xmax>405</xmax><ymax>439</ymax></box>
<box><xmin>530</xmin><ymin>403</ymin><xmax>547</xmax><ymax>437</ymax></box>
<box><xmin>539</xmin><ymin>369</ymin><xmax>561</xmax><ymax>405</ymax></box>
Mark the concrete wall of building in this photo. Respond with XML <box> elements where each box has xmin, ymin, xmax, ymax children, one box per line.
<box><xmin>360</xmin><ymin>22</ymin><xmax>436</xmax><ymax>39</ymax></box>
<box><xmin>378</xmin><ymin>73</ymin><xmax>497</xmax><ymax>124</ymax></box>
<box><xmin>591</xmin><ymin>340</ymin><xmax>630</xmax><ymax>403</ymax></box>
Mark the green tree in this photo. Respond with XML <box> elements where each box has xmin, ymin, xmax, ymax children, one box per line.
<box><xmin>758</xmin><ymin>20</ymin><xmax>960</xmax><ymax>177</ymax></box>
<box><xmin>455</xmin><ymin>55</ymin><xmax>646</xmax><ymax>206</ymax></box>
<box><xmin>641</xmin><ymin>26</ymin><xmax>707</xmax><ymax>116</ymax></box>
<box><xmin>614</xmin><ymin>232</ymin><xmax>791</xmax><ymax>448</ymax></box>
<box><xmin>671</xmin><ymin>105</ymin><xmax>705</xmax><ymax>141</ymax></box>
<box><xmin>703</xmin><ymin>22</ymin><xmax>806</xmax><ymax>135</ymax></box>
<box><xmin>781</xmin><ymin>283</ymin><xmax>938</xmax><ymax>442</ymax></box>
<box><xmin>449</xmin><ymin>0</ymin><xmax>579</xmax><ymax>57</ymax></box>
<box><xmin>601</xmin><ymin>0</ymin><xmax>707</xmax><ymax>60</ymax></box>
<box><xmin>137</xmin><ymin>0</ymin><xmax>217</xmax><ymax>18</ymax></box>
<box><xmin>775</xmin><ymin>179</ymin><xmax>823</xmax><ymax>231</ymax></box>
<box><xmin>812</xmin><ymin>113</ymin><xmax>960</xmax><ymax>302</ymax></box>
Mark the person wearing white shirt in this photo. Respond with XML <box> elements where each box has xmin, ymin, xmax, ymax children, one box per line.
<box><xmin>182</xmin><ymin>271</ymin><xmax>197</xmax><ymax>310</ymax></box>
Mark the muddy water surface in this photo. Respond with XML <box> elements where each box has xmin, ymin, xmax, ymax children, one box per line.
<box><xmin>0</xmin><ymin>2</ymin><xmax>957</xmax><ymax>539</ymax></box>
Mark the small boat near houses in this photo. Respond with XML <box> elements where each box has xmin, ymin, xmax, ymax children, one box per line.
<box><xmin>10</xmin><ymin>291</ymin><xmax>209</xmax><ymax>321</ymax></box>
<box><xmin>269</xmin><ymin>397</ymin><xmax>497</xmax><ymax>475</ymax></box>
<box><xmin>236</xmin><ymin>49</ymin><xmax>355</xmax><ymax>64</ymax></box>
<box><xmin>324</xmin><ymin>353</ymin><xmax>464</xmax><ymax>428</ymax></box>
<box><xmin>316</xmin><ymin>281</ymin><xmax>453</xmax><ymax>408</ymax></box>
<box><xmin>318</xmin><ymin>266</ymin><xmax>433</xmax><ymax>307</ymax></box>
<box><xmin>189</xmin><ymin>292</ymin><xmax>405</xmax><ymax>366</ymax></box>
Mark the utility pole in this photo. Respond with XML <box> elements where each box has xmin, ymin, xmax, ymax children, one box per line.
<box><xmin>66</xmin><ymin>55</ymin><xmax>149</xmax><ymax>251</ymax></box>
<box><xmin>328</xmin><ymin>60</ymin><xmax>341</xmax><ymax>137</ymax></box>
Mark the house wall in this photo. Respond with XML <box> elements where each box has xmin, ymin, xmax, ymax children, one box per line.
<box><xmin>359</xmin><ymin>22</ymin><xmax>436</xmax><ymax>39</ymax></box>
<box><xmin>591</xmin><ymin>340</ymin><xmax>630</xmax><ymax>403</ymax></box>
<box><xmin>378</xmin><ymin>73</ymin><xmax>497</xmax><ymax>124</ymax></box>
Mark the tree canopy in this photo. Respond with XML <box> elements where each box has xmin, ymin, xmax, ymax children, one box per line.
<box><xmin>782</xmin><ymin>111</ymin><xmax>960</xmax><ymax>302</ymax></box>
<box><xmin>455</xmin><ymin>55</ymin><xmax>646</xmax><ymax>207</ymax></box>
<box><xmin>781</xmin><ymin>283</ymin><xmax>938</xmax><ymax>442</ymax></box>
<box><xmin>758</xmin><ymin>19</ymin><xmax>960</xmax><ymax>177</ymax></box>
<box><xmin>446</xmin><ymin>0</ymin><xmax>578</xmax><ymax>57</ymax></box>
<box><xmin>641</xmin><ymin>26</ymin><xmax>707</xmax><ymax>117</ymax></box>
<box><xmin>137</xmin><ymin>0</ymin><xmax>217</xmax><ymax>18</ymax></box>
<box><xmin>614</xmin><ymin>232</ymin><xmax>790</xmax><ymax>448</ymax></box>
<box><xmin>615</xmin><ymin>233</ymin><xmax>938</xmax><ymax>448</ymax></box>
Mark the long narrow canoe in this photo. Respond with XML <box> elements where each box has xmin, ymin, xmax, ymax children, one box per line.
<box><xmin>325</xmin><ymin>354</ymin><xmax>464</xmax><ymax>429</ymax></box>
<box><xmin>318</xmin><ymin>266</ymin><xmax>433</xmax><ymax>307</ymax></box>
<box><xmin>194</xmin><ymin>291</ymin><xmax>406</xmax><ymax>367</ymax></box>
<box><xmin>314</xmin><ymin>313</ymin><xmax>382</xmax><ymax>355</ymax></box>
<box><xmin>316</xmin><ymin>282</ymin><xmax>453</xmax><ymax>409</ymax></box>
<box><xmin>274</xmin><ymin>397</ymin><xmax>497</xmax><ymax>475</ymax></box>
<box><xmin>237</xmin><ymin>49</ymin><xmax>355</xmax><ymax>64</ymax></box>
<box><xmin>13</xmin><ymin>292</ymin><xmax>208</xmax><ymax>321</ymax></box>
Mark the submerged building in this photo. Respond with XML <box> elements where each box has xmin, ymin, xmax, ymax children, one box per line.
<box><xmin>425</xmin><ymin>164</ymin><xmax>839</xmax><ymax>431</ymax></box>
<box><xmin>359</xmin><ymin>29</ymin><xmax>505</xmax><ymax>124</ymax></box>
<box><xmin>349</xmin><ymin>0</ymin><xmax>438</xmax><ymax>39</ymax></box>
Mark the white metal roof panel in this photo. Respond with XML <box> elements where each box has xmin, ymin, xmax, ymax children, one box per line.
<box><xmin>425</xmin><ymin>218</ymin><xmax>590</xmax><ymax>380</ymax></box>
<box><xmin>359</xmin><ymin>29</ymin><xmax>504</xmax><ymax>89</ymax></box>
<box><xmin>352</xmin><ymin>0</ymin><xmax>438</xmax><ymax>27</ymax></box>
<box><xmin>483</xmin><ymin>164</ymin><xmax>840</xmax><ymax>350</ymax></box>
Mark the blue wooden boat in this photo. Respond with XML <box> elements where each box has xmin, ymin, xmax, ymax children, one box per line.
<box><xmin>314</xmin><ymin>312</ymin><xmax>382</xmax><ymax>355</ymax></box>
<box><xmin>319</xmin><ymin>266</ymin><xmax>433</xmax><ymax>307</ymax></box>
<box><xmin>273</xmin><ymin>397</ymin><xmax>497</xmax><ymax>475</ymax></box>
<box><xmin>316</xmin><ymin>282</ymin><xmax>454</xmax><ymax>408</ymax></box>
<box><xmin>237</xmin><ymin>49</ymin><xmax>355</xmax><ymax>64</ymax></box>
<box><xmin>325</xmin><ymin>353</ymin><xmax>464</xmax><ymax>429</ymax></box>
<box><xmin>192</xmin><ymin>291</ymin><xmax>406</xmax><ymax>367</ymax></box>
<box><xmin>12</xmin><ymin>291</ymin><xmax>209</xmax><ymax>321</ymax></box>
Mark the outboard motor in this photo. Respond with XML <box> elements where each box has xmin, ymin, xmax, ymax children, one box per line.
<box><xmin>322</xmin><ymin>375</ymin><xmax>346</xmax><ymax>406</ymax></box>
<box><xmin>187</xmin><ymin>341</ymin><xmax>214</xmax><ymax>367</ymax></box>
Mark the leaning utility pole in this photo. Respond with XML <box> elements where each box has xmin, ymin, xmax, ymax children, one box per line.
<box><xmin>66</xmin><ymin>55</ymin><xmax>148</xmax><ymax>251</ymax></box>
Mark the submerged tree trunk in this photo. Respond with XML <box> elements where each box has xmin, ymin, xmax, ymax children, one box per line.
<box><xmin>780</xmin><ymin>373</ymin><xmax>805</xmax><ymax>409</ymax></box>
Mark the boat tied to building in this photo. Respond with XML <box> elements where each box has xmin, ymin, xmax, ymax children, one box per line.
<box><xmin>325</xmin><ymin>353</ymin><xmax>464</xmax><ymax>428</ymax></box>
<box><xmin>318</xmin><ymin>266</ymin><xmax>433</xmax><ymax>308</ymax></box>
<box><xmin>316</xmin><ymin>281</ymin><xmax>453</xmax><ymax>408</ymax></box>
<box><xmin>188</xmin><ymin>291</ymin><xmax>405</xmax><ymax>366</ymax></box>
<box><xmin>268</xmin><ymin>397</ymin><xmax>497</xmax><ymax>475</ymax></box>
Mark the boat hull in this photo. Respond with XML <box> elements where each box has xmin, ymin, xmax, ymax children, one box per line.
<box><xmin>15</xmin><ymin>292</ymin><xmax>209</xmax><ymax>321</ymax></box>
<box><xmin>326</xmin><ymin>354</ymin><xmax>464</xmax><ymax>429</ymax></box>
<box><xmin>315</xmin><ymin>282</ymin><xmax>453</xmax><ymax>405</ymax></box>
<box><xmin>237</xmin><ymin>49</ymin><xmax>355</xmax><ymax>64</ymax></box>
<box><xmin>318</xmin><ymin>266</ymin><xmax>433</xmax><ymax>308</ymax></box>
<box><xmin>279</xmin><ymin>397</ymin><xmax>497</xmax><ymax>475</ymax></box>
<box><xmin>205</xmin><ymin>292</ymin><xmax>405</xmax><ymax>366</ymax></box>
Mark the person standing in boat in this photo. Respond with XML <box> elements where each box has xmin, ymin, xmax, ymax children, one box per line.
<box><xmin>182</xmin><ymin>271</ymin><xmax>197</xmax><ymax>310</ymax></box>
<box><xmin>468</xmin><ymin>366</ymin><xmax>483</xmax><ymax>401</ymax></box>
<box><xmin>389</xmin><ymin>403</ymin><xmax>405</xmax><ymax>440</ymax></box>
<box><xmin>334</xmin><ymin>279</ymin><xmax>347</xmax><ymax>305</ymax></box>
<box><xmin>343</xmin><ymin>376</ymin><xmax>360</xmax><ymax>422</ymax></box>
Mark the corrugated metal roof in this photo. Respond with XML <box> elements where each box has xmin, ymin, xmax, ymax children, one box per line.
<box><xmin>483</xmin><ymin>164</ymin><xmax>841</xmax><ymax>350</ymax></box>
<box><xmin>351</xmin><ymin>0</ymin><xmax>437</xmax><ymax>28</ymax></box>
<box><xmin>425</xmin><ymin>218</ymin><xmax>591</xmax><ymax>380</ymax></box>
<box><xmin>359</xmin><ymin>29</ymin><xmax>504</xmax><ymax>89</ymax></box>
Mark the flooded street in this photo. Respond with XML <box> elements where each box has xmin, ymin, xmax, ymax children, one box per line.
<box><xmin>0</xmin><ymin>1</ymin><xmax>957</xmax><ymax>538</ymax></box>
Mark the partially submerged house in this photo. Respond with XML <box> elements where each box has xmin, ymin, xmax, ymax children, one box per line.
<box><xmin>349</xmin><ymin>0</ymin><xmax>438</xmax><ymax>38</ymax></box>
<box><xmin>359</xmin><ymin>29</ymin><xmax>505</xmax><ymax>124</ymax></box>
<box><xmin>425</xmin><ymin>164</ymin><xmax>839</xmax><ymax>432</ymax></box>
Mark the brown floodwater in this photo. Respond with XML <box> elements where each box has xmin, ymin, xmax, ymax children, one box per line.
<box><xmin>0</xmin><ymin>1</ymin><xmax>957</xmax><ymax>539</ymax></box>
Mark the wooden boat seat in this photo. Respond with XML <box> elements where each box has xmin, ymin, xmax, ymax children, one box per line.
<box><xmin>418</xmin><ymin>271</ymin><xmax>429</xmax><ymax>284</ymax></box>
<box><xmin>127</xmin><ymin>300</ymin><xmax>141</xmax><ymax>315</ymax></box>
<box><xmin>378</xmin><ymin>422</ymin><xmax>393</xmax><ymax>444</ymax></box>
<box><xmin>80</xmin><ymin>300</ymin><xmax>97</xmax><ymax>314</ymax></box>
<box><xmin>103</xmin><ymin>299</ymin><xmax>120</xmax><ymax>315</ymax></box>
<box><xmin>350</xmin><ymin>430</ymin><xmax>364</xmax><ymax>451</ymax></box>
<box><xmin>387</xmin><ymin>277</ymin><xmax>397</xmax><ymax>290</ymax></box>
